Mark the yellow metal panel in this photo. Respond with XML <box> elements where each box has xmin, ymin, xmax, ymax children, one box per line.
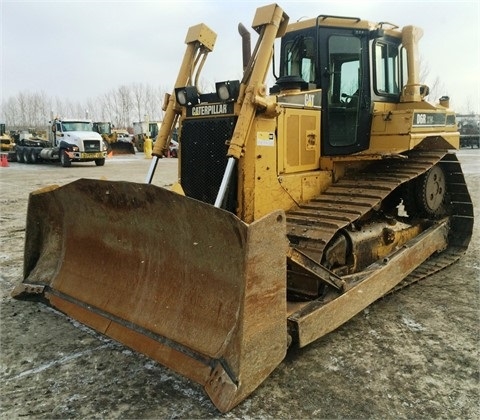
<box><xmin>185</xmin><ymin>23</ymin><xmax>217</xmax><ymax>51</ymax></box>
<box><xmin>286</xmin><ymin>114</ymin><xmax>300</xmax><ymax>166</ymax></box>
<box><xmin>279</xmin><ymin>108</ymin><xmax>320</xmax><ymax>173</ymax></box>
<box><xmin>252</xmin><ymin>4</ymin><xmax>289</xmax><ymax>36</ymax></box>
<box><xmin>286</xmin><ymin>17</ymin><xmax>382</xmax><ymax>34</ymax></box>
<box><xmin>238</xmin><ymin>118</ymin><xmax>279</xmax><ymax>223</ymax></box>
<box><xmin>252</xmin><ymin>128</ymin><xmax>288</xmax><ymax>220</ymax></box>
<box><xmin>278</xmin><ymin>172</ymin><xmax>332</xmax><ymax>204</ymax></box>
<box><xmin>369</xmin><ymin>134</ymin><xmax>410</xmax><ymax>152</ymax></box>
<box><xmin>369</xmin><ymin>101</ymin><xmax>460</xmax><ymax>153</ymax></box>
<box><xmin>239</xmin><ymin>114</ymin><xmax>331</xmax><ymax>222</ymax></box>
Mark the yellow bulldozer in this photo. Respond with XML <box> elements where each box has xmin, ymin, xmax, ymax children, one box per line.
<box><xmin>0</xmin><ymin>123</ymin><xmax>14</xmax><ymax>152</ymax></box>
<box><xmin>92</xmin><ymin>121</ymin><xmax>135</xmax><ymax>155</ymax></box>
<box><xmin>13</xmin><ymin>3</ymin><xmax>473</xmax><ymax>413</ymax></box>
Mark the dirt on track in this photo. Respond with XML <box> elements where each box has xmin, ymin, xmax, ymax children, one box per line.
<box><xmin>0</xmin><ymin>151</ymin><xmax>479</xmax><ymax>419</ymax></box>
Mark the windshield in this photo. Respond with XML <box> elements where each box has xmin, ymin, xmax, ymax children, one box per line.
<box><xmin>94</xmin><ymin>122</ymin><xmax>111</xmax><ymax>134</ymax></box>
<box><xmin>61</xmin><ymin>121</ymin><xmax>93</xmax><ymax>132</ymax></box>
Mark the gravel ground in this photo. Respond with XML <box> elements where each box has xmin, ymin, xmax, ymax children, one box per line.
<box><xmin>0</xmin><ymin>150</ymin><xmax>478</xmax><ymax>419</ymax></box>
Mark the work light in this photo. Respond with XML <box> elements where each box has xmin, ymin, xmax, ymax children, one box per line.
<box><xmin>215</xmin><ymin>80</ymin><xmax>240</xmax><ymax>102</ymax></box>
<box><xmin>175</xmin><ymin>86</ymin><xmax>200</xmax><ymax>106</ymax></box>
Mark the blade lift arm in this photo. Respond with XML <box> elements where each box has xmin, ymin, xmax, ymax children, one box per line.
<box><xmin>147</xmin><ymin>24</ymin><xmax>217</xmax><ymax>184</ymax></box>
<box><xmin>215</xmin><ymin>4</ymin><xmax>289</xmax><ymax>208</ymax></box>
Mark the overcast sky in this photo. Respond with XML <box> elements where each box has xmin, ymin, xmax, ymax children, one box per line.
<box><xmin>1</xmin><ymin>0</ymin><xmax>479</xmax><ymax>114</ymax></box>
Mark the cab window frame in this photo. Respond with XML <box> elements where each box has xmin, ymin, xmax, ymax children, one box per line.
<box><xmin>372</xmin><ymin>37</ymin><xmax>404</xmax><ymax>99</ymax></box>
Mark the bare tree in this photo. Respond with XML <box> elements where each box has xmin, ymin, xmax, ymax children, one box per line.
<box><xmin>115</xmin><ymin>85</ymin><xmax>133</xmax><ymax>128</ymax></box>
<box><xmin>144</xmin><ymin>85</ymin><xmax>164</xmax><ymax>123</ymax></box>
<box><xmin>16</xmin><ymin>92</ymin><xmax>30</xmax><ymax>127</ymax></box>
<box><xmin>425</xmin><ymin>76</ymin><xmax>447</xmax><ymax>104</ymax></box>
<box><xmin>85</xmin><ymin>97</ymin><xmax>101</xmax><ymax>122</ymax></box>
<box><xmin>2</xmin><ymin>83</ymin><xmax>169</xmax><ymax>130</ymax></box>
<box><xmin>131</xmin><ymin>83</ymin><xmax>147</xmax><ymax>123</ymax></box>
<box><xmin>419</xmin><ymin>56</ymin><xmax>451</xmax><ymax>105</ymax></box>
<box><xmin>1</xmin><ymin>91</ymin><xmax>50</xmax><ymax>129</ymax></box>
<box><xmin>31</xmin><ymin>91</ymin><xmax>50</xmax><ymax>127</ymax></box>
<box><xmin>51</xmin><ymin>97</ymin><xmax>87</xmax><ymax>120</ymax></box>
<box><xmin>2</xmin><ymin>96</ymin><xmax>20</xmax><ymax>127</ymax></box>
<box><xmin>98</xmin><ymin>91</ymin><xmax>115</xmax><ymax>123</ymax></box>
<box><xmin>419</xmin><ymin>56</ymin><xmax>430</xmax><ymax>86</ymax></box>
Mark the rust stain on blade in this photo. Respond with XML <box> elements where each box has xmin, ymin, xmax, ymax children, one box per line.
<box><xmin>16</xmin><ymin>178</ymin><xmax>289</xmax><ymax>412</ymax></box>
<box><xmin>23</xmin><ymin>179</ymin><xmax>248</xmax><ymax>358</ymax></box>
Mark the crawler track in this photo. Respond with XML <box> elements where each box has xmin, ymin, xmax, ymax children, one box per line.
<box><xmin>395</xmin><ymin>153</ymin><xmax>473</xmax><ymax>290</ymax></box>
<box><xmin>286</xmin><ymin>150</ymin><xmax>473</xmax><ymax>291</ymax></box>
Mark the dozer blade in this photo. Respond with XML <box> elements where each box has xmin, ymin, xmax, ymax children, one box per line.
<box><xmin>12</xmin><ymin>179</ymin><xmax>289</xmax><ymax>412</ymax></box>
<box><xmin>109</xmin><ymin>142</ymin><xmax>136</xmax><ymax>155</ymax></box>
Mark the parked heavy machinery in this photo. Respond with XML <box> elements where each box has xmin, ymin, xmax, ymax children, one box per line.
<box><xmin>458</xmin><ymin>118</ymin><xmax>480</xmax><ymax>148</ymax></box>
<box><xmin>13</xmin><ymin>3</ymin><xmax>473</xmax><ymax>413</ymax></box>
<box><xmin>92</xmin><ymin>121</ymin><xmax>135</xmax><ymax>154</ymax></box>
<box><xmin>13</xmin><ymin>118</ymin><xmax>107</xmax><ymax>166</ymax></box>
<box><xmin>0</xmin><ymin>123</ymin><xmax>13</xmax><ymax>151</ymax></box>
<box><xmin>132</xmin><ymin>120</ymin><xmax>161</xmax><ymax>152</ymax></box>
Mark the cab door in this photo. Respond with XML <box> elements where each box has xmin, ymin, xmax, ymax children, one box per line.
<box><xmin>318</xmin><ymin>27</ymin><xmax>371</xmax><ymax>156</ymax></box>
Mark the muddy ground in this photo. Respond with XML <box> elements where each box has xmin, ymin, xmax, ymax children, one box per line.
<box><xmin>0</xmin><ymin>150</ymin><xmax>478</xmax><ymax>419</ymax></box>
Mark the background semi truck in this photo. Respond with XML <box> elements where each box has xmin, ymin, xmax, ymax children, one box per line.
<box><xmin>12</xmin><ymin>118</ymin><xmax>107</xmax><ymax>167</ymax></box>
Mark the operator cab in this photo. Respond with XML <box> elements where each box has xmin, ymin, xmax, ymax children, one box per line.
<box><xmin>273</xmin><ymin>16</ymin><xmax>407</xmax><ymax>156</ymax></box>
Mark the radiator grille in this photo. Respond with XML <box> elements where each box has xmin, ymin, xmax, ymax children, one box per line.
<box><xmin>180</xmin><ymin>116</ymin><xmax>237</xmax><ymax>212</ymax></box>
<box><xmin>83</xmin><ymin>140</ymin><xmax>102</xmax><ymax>152</ymax></box>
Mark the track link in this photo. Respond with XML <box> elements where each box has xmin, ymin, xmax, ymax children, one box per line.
<box><xmin>393</xmin><ymin>152</ymin><xmax>473</xmax><ymax>291</ymax></box>
<box><xmin>286</xmin><ymin>150</ymin><xmax>473</xmax><ymax>290</ymax></box>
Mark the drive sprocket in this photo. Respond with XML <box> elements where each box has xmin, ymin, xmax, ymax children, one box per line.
<box><xmin>415</xmin><ymin>165</ymin><xmax>447</xmax><ymax>217</ymax></box>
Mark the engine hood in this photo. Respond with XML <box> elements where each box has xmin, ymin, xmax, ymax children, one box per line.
<box><xmin>63</xmin><ymin>131</ymin><xmax>103</xmax><ymax>142</ymax></box>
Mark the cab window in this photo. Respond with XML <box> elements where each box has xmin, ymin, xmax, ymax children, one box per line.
<box><xmin>283</xmin><ymin>36</ymin><xmax>316</xmax><ymax>83</ymax></box>
<box><xmin>373</xmin><ymin>41</ymin><xmax>402</xmax><ymax>96</ymax></box>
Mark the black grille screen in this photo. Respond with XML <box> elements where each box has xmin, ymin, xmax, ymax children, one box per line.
<box><xmin>84</xmin><ymin>140</ymin><xmax>101</xmax><ymax>151</ymax></box>
<box><xmin>180</xmin><ymin>116</ymin><xmax>238</xmax><ymax>212</ymax></box>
